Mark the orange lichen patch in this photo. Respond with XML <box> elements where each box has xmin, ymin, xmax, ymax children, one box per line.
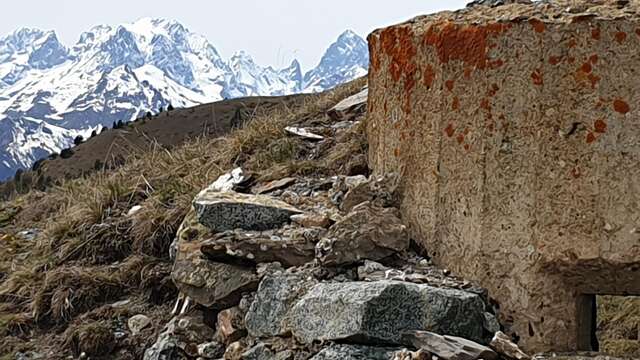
<box><xmin>589</xmin><ymin>54</ymin><xmax>598</xmax><ymax>64</ymax></box>
<box><xmin>445</xmin><ymin>124</ymin><xmax>456</xmax><ymax>137</ymax></box>
<box><xmin>380</xmin><ymin>26</ymin><xmax>417</xmax><ymax>114</ymax></box>
<box><xmin>580</xmin><ymin>62</ymin><xmax>593</xmax><ymax>74</ymax></box>
<box><xmin>567</xmin><ymin>39</ymin><xmax>578</xmax><ymax>48</ymax></box>
<box><xmin>592</xmin><ymin>27</ymin><xmax>601</xmax><ymax>40</ymax></box>
<box><xmin>480</xmin><ymin>98</ymin><xmax>492</xmax><ymax>111</ymax></box>
<box><xmin>488</xmin><ymin>83</ymin><xmax>500</xmax><ymax>97</ymax></box>
<box><xmin>615</xmin><ymin>31</ymin><xmax>627</xmax><ymax>43</ymax></box>
<box><xmin>586</xmin><ymin>132</ymin><xmax>596</xmax><ymax>144</ymax></box>
<box><xmin>531</xmin><ymin>69</ymin><xmax>543</xmax><ymax>86</ymax></box>
<box><xmin>594</xmin><ymin>119</ymin><xmax>607</xmax><ymax>133</ymax></box>
<box><xmin>567</xmin><ymin>56</ymin><xmax>576</xmax><ymax>64</ymax></box>
<box><xmin>452</xmin><ymin>97</ymin><xmax>460</xmax><ymax>111</ymax></box>
<box><xmin>587</xmin><ymin>74</ymin><xmax>600</xmax><ymax>89</ymax></box>
<box><xmin>423</xmin><ymin>22</ymin><xmax>507</xmax><ymax>72</ymax></box>
<box><xmin>369</xmin><ymin>35</ymin><xmax>380</xmax><ymax>72</ymax></box>
<box><xmin>463</xmin><ymin>67</ymin><xmax>473</xmax><ymax>79</ymax></box>
<box><xmin>613</xmin><ymin>99</ymin><xmax>630</xmax><ymax>114</ymax></box>
<box><xmin>445</xmin><ymin>79</ymin><xmax>455</xmax><ymax>92</ymax></box>
<box><xmin>423</xmin><ymin>64</ymin><xmax>435</xmax><ymax>88</ymax></box>
<box><xmin>529</xmin><ymin>19</ymin><xmax>545</xmax><ymax>33</ymax></box>
<box><xmin>394</xmin><ymin>147</ymin><xmax>400</xmax><ymax>157</ymax></box>
<box><xmin>464</xmin><ymin>143</ymin><xmax>471</xmax><ymax>151</ymax></box>
<box><xmin>549</xmin><ymin>56</ymin><xmax>562</xmax><ymax>65</ymax></box>
<box><xmin>489</xmin><ymin>59</ymin><xmax>504</xmax><ymax>69</ymax></box>
<box><xmin>457</xmin><ymin>133</ymin><xmax>465</xmax><ymax>144</ymax></box>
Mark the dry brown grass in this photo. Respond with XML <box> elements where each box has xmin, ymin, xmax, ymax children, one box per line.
<box><xmin>0</xmin><ymin>77</ymin><xmax>367</xmax><ymax>357</ymax></box>
<box><xmin>598</xmin><ymin>295</ymin><xmax>640</xmax><ymax>357</ymax></box>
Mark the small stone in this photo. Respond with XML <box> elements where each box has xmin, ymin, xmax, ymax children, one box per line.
<box><xmin>127</xmin><ymin>205</ymin><xmax>143</xmax><ymax>217</ymax></box>
<box><xmin>203</xmin><ymin>167</ymin><xmax>248</xmax><ymax>193</ymax></box>
<box><xmin>242</xmin><ymin>343</ymin><xmax>275</xmax><ymax>360</ymax></box>
<box><xmin>402</xmin><ymin>331</ymin><xmax>498</xmax><ymax>360</ymax></box>
<box><xmin>490</xmin><ymin>331</ymin><xmax>530</xmax><ymax>360</ymax></box>
<box><xmin>197</xmin><ymin>341</ymin><xmax>225</xmax><ymax>359</ymax></box>
<box><xmin>290</xmin><ymin>213</ymin><xmax>331</xmax><ymax>228</ymax></box>
<box><xmin>144</xmin><ymin>314</ymin><xmax>215</xmax><ymax>360</ymax></box>
<box><xmin>285</xmin><ymin>126</ymin><xmax>324</xmax><ymax>141</ymax></box>
<box><xmin>223</xmin><ymin>341</ymin><xmax>247</xmax><ymax>360</ymax></box>
<box><xmin>215</xmin><ymin>307</ymin><xmax>246</xmax><ymax>344</ymax></box>
<box><xmin>327</xmin><ymin>88</ymin><xmax>368</xmax><ymax>121</ymax></box>
<box><xmin>253</xmin><ymin>177</ymin><xmax>296</xmax><ymax>194</ymax></box>
<box><xmin>310</xmin><ymin>344</ymin><xmax>408</xmax><ymax>360</ymax></box>
<box><xmin>128</xmin><ymin>314</ymin><xmax>151</xmax><ymax>335</ymax></box>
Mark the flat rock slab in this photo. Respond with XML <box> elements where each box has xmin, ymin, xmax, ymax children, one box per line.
<box><xmin>327</xmin><ymin>88</ymin><xmax>368</xmax><ymax>121</ymax></box>
<box><xmin>252</xmin><ymin>177</ymin><xmax>296</xmax><ymax>194</ymax></box>
<box><xmin>289</xmin><ymin>280</ymin><xmax>488</xmax><ymax>345</ymax></box>
<box><xmin>285</xmin><ymin>126</ymin><xmax>324</xmax><ymax>141</ymax></box>
<box><xmin>193</xmin><ymin>191</ymin><xmax>301</xmax><ymax>232</ymax></box>
<box><xmin>402</xmin><ymin>331</ymin><xmax>497</xmax><ymax>360</ymax></box>
<box><xmin>172</xmin><ymin>257</ymin><xmax>258</xmax><ymax>309</ymax></box>
<box><xmin>246</xmin><ymin>271</ymin><xmax>318</xmax><ymax>338</ymax></box>
<box><xmin>310</xmin><ymin>344</ymin><xmax>409</xmax><ymax>360</ymax></box>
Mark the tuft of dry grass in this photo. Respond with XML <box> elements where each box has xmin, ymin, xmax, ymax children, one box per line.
<box><xmin>598</xmin><ymin>295</ymin><xmax>640</xmax><ymax>357</ymax></box>
<box><xmin>0</xmin><ymin>77</ymin><xmax>367</xmax><ymax>357</ymax></box>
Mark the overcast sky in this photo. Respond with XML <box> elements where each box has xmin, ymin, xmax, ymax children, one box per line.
<box><xmin>1</xmin><ymin>0</ymin><xmax>468</xmax><ymax>71</ymax></box>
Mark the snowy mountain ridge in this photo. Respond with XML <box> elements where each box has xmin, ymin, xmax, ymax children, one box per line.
<box><xmin>0</xmin><ymin>18</ymin><xmax>369</xmax><ymax>181</ymax></box>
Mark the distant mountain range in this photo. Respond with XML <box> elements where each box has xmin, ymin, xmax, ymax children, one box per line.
<box><xmin>0</xmin><ymin>18</ymin><xmax>369</xmax><ymax>181</ymax></box>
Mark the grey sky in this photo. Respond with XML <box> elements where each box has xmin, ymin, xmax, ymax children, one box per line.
<box><xmin>1</xmin><ymin>1</ymin><xmax>468</xmax><ymax>71</ymax></box>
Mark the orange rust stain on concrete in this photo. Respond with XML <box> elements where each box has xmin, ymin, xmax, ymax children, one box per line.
<box><xmin>615</xmin><ymin>31</ymin><xmax>627</xmax><ymax>43</ymax></box>
<box><xmin>613</xmin><ymin>99</ymin><xmax>630</xmax><ymax>114</ymax></box>
<box><xmin>529</xmin><ymin>19</ymin><xmax>545</xmax><ymax>33</ymax></box>
<box><xmin>445</xmin><ymin>124</ymin><xmax>456</xmax><ymax>137</ymax></box>
<box><xmin>445</xmin><ymin>79</ymin><xmax>455</xmax><ymax>91</ymax></box>
<box><xmin>580</xmin><ymin>62</ymin><xmax>593</xmax><ymax>74</ymax></box>
<box><xmin>488</xmin><ymin>83</ymin><xmax>500</xmax><ymax>97</ymax></box>
<box><xmin>423</xmin><ymin>22</ymin><xmax>507</xmax><ymax>72</ymax></box>
<box><xmin>594</xmin><ymin>119</ymin><xmax>607</xmax><ymax>133</ymax></box>
<box><xmin>587</xmin><ymin>74</ymin><xmax>601</xmax><ymax>89</ymax></box>
<box><xmin>423</xmin><ymin>64</ymin><xmax>435</xmax><ymax>88</ymax></box>
<box><xmin>531</xmin><ymin>69</ymin><xmax>543</xmax><ymax>86</ymax></box>
<box><xmin>592</xmin><ymin>27</ymin><xmax>601</xmax><ymax>40</ymax></box>
<box><xmin>380</xmin><ymin>26</ymin><xmax>417</xmax><ymax>115</ymax></box>
<box><xmin>452</xmin><ymin>97</ymin><xmax>460</xmax><ymax>111</ymax></box>
<box><xmin>586</xmin><ymin>132</ymin><xmax>596</xmax><ymax>144</ymax></box>
<box><xmin>589</xmin><ymin>54</ymin><xmax>598</xmax><ymax>64</ymax></box>
<box><xmin>549</xmin><ymin>56</ymin><xmax>562</xmax><ymax>65</ymax></box>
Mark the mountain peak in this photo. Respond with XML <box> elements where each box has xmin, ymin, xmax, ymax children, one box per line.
<box><xmin>337</xmin><ymin>29</ymin><xmax>360</xmax><ymax>41</ymax></box>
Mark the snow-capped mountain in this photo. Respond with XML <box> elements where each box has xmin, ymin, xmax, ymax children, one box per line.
<box><xmin>0</xmin><ymin>19</ymin><xmax>369</xmax><ymax>181</ymax></box>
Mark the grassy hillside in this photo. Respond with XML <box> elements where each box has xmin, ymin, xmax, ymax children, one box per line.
<box><xmin>0</xmin><ymin>94</ymin><xmax>310</xmax><ymax>200</ymax></box>
<box><xmin>0</xmin><ymin>77</ymin><xmax>367</xmax><ymax>358</ymax></box>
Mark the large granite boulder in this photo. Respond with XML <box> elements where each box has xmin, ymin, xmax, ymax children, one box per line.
<box><xmin>316</xmin><ymin>203</ymin><xmax>408</xmax><ymax>266</ymax></box>
<box><xmin>245</xmin><ymin>271</ymin><xmax>318</xmax><ymax>338</ymax></box>
<box><xmin>193</xmin><ymin>191</ymin><xmax>301</xmax><ymax>232</ymax></box>
<box><xmin>289</xmin><ymin>280</ymin><xmax>488</xmax><ymax>345</ymax></box>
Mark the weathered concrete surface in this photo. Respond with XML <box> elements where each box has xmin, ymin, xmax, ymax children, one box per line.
<box><xmin>366</xmin><ymin>0</ymin><xmax>640</xmax><ymax>353</ymax></box>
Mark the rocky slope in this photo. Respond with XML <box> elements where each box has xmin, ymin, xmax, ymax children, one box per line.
<box><xmin>0</xmin><ymin>19</ymin><xmax>369</xmax><ymax>181</ymax></box>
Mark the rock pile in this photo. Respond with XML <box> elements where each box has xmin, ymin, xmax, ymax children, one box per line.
<box><xmin>143</xmin><ymin>88</ymin><xmax>529</xmax><ymax>360</ymax></box>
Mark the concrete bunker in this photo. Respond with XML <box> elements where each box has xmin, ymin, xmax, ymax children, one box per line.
<box><xmin>366</xmin><ymin>0</ymin><xmax>640</xmax><ymax>353</ymax></box>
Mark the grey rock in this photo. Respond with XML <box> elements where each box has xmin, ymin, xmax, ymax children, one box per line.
<box><xmin>128</xmin><ymin>314</ymin><xmax>152</xmax><ymax>335</ymax></box>
<box><xmin>483</xmin><ymin>312</ymin><xmax>501</xmax><ymax>335</ymax></box>
<box><xmin>289</xmin><ymin>280</ymin><xmax>487</xmax><ymax>345</ymax></box>
<box><xmin>316</xmin><ymin>203</ymin><xmax>408</xmax><ymax>266</ymax></box>
<box><xmin>253</xmin><ymin>177</ymin><xmax>296</xmax><ymax>194</ymax></box>
<box><xmin>171</xmin><ymin>256</ymin><xmax>258</xmax><ymax>308</ymax></box>
<box><xmin>402</xmin><ymin>331</ymin><xmax>497</xmax><ymax>360</ymax></box>
<box><xmin>193</xmin><ymin>191</ymin><xmax>301</xmax><ymax>232</ymax></box>
<box><xmin>215</xmin><ymin>306</ymin><xmax>247</xmax><ymax>344</ymax></box>
<box><xmin>144</xmin><ymin>314</ymin><xmax>215</xmax><ymax>360</ymax></box>
<box><xmin>201</xmin><ymin>226</ymin><xmax>319</xmax><ymax>267</ymax></box>
<box><xmin>342</xmin><ymin>173</ymin><xmax>398</xmax><ymax>212</ymax></box>
<box><xmin>197</xmin><ymin>341</ymin><xmax>225</xmax><ymax>359</ymax></box>
<box><xmin>246</xmin><ymin>271</ymin><xmax>318</xmax><ymax>337</ymax></box>
<box><xmin>310</xmin><ymin>344</ymin><xmax>407</xmax><ymax>360</ymax></box>
<box><xmin>466</xmin><ymin>0</ymin><xmax>531</xmax><ymax>7</ymax></box>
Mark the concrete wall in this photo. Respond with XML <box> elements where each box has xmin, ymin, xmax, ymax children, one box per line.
<box><xmin>366</xmin><ymin>1</ymin><xmax>640</xmax><ymax>353</ymax></box>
